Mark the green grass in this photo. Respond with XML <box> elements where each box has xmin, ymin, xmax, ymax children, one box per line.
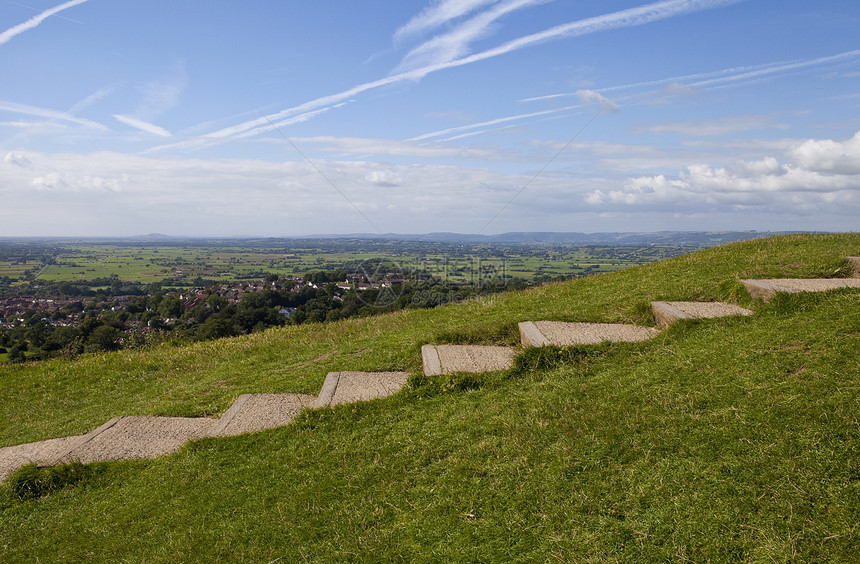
<box><xmin>1</xmin><ymin>233</ymin><xmax>859</xmax><ymax>561</ymax></box>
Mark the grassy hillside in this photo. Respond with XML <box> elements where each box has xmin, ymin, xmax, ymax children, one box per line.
<box><xmin>1</xmin><ymin>233</ymin><xmax>858</xmax><ymax>561</ymax></box>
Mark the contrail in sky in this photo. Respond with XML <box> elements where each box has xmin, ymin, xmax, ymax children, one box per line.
<box><xmin>206</xmin><ymin>0</ymin><xmax>745</xmax><ymax>142</ymax></box>
<box><xmin>0</xmin><ymin>0</ymin><xmax>89</xmax><ymax>46</ymax></box>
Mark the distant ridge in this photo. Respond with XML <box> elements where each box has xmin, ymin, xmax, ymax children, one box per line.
<box><xmin>132</xmin><ymin>233</ymin><xmax>177</xmax><ymax>240</ymax></box>
<box><xmin>306</xmin><ymin>231</ymin><xmax>814</xmax><ymax>246</ymax></box>
<box><xmin>1</xmin><ymin>231</ymin><xmax>824</xmax><ymax>247</ymax></box>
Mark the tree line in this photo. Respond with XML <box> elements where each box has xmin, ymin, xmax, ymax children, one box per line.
<box><xmin>1</xmin><ymin>271</ymin><xmax>527</xmax><ymax>363</ymax></box>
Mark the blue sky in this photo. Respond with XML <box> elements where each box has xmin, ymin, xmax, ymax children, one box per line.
<box><xmin>1</xmin><ymin>0</ymin><xmax>859</xmax><ymax>236</ymax></box>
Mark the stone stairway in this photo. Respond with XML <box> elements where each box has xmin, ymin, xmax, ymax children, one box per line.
<box><xmin>315</xmin><ymin>371</ymin><xmax>410</xmax><ymax>407</ymax></box>
<box><xmin>741</xmin><ymin>278</ymin><xmax>860</xmax><ymax>302</ymax></box>
<box><xmin>519</xmin><ymin>321</ymin><xmax>660</xmax><ymax>347</ymax></box>
<box><xmin>4</xmin><ymin>256</ymin><xmax>859</xmax><ymax>483</ymax></box>
<box><xmin>651</xmin><ymin>301</ymin><xmax>753</xmax><ymax>328</ymax></box>
<box><xmin>0</xmin><ymin>371</ymin><xmax>408</xmax><ymax>482</ymax></box>
<box><xmin>419</xmin><ymin>302</ymin><xmax>752</xmax><ymax>376</ymax></box>
<box><xmin>421</xmin><ymin>344</ymin><xmax>516</xmax><ymax>375</ymax></box>
<box><xmin>739</xmin><ymin>256</ymin><xmax>860</xmax><ymax>303</ymax></box>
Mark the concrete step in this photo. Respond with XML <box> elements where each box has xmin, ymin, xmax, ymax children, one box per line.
<box><xmin>2</xmin><ymin>377</ymin><xmax>406</xmax><ymax>480</ymax></box>
<box><xmin>651</xmin><ymin>301</ymin><xmax>753</xmax><ymax>328</ymax></box>
<box><xmin>519</xmin><ymin>321</ymin><xmax>660</xmax><ymax>347</ymax></box>
<box><xmin>741</xmin><ymin>278</ymin><xmax>860</xmax><ymax>302</ymax></box>
<box><xmin>210</xmin><ymin>394</ymin><xmax>316</xmax><ymax>437</ymax></box>
<box><xmin>0</xmin><ymin>436</ymin><xmax>83</xmax><ymax>483</ymax></box>
<box><xmin>422</xmin><ymin>344</ymin><xmax>516</xmax><ymax>375</ymax></box>
<box><xmin>315</xmin><ymin>371</ymin><xmax>410</xmax><ymax>408</ymax></box>
<box><xmin>51</xmin><ymin>415</ymin><xmax>216</xmax><ymax>465</ymax></box>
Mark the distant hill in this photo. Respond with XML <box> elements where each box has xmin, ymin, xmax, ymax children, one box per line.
<box><xmin>2</xmin><ymin>231</ymin><xmax>822</xmax><ymax>247</ymax></box>
<box><xmin>309</xmin><ymin>230</ymin><xmax>814</xmax><ymax>246</ymax></box>
<box><xmin>132</xmin><ymin>233</ymin><xmax>177</xmax><ymax>240</ymax></box>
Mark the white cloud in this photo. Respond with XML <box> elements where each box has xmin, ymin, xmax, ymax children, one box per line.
<box><xmin>3</xmin><ymin>142</ymin><xmax>857</xmax><ymax>236</ymax></box>
<box><xmin>791</xmin><ymin>131</ymin><xmax>860</xmax><ymax>175</ymax></box>
<box><xmin>30</xmin><ymin>172</ymin><xmax>66</xmax><ymax>191</ymax></box>
<box><xmin>365</xmin><ymin>169</ymin><xmax>401</xmax><ymax>187</ymax></box>
<box><xmin>113</xmin><ymin>115</ymin><xmax>172</xmax><ymax>137</ymax></box>
<box><xmin>0</xmin><ymin>148</ymin><xmax>594</xmax><ymax>236</ymax></box>
<box><xmin>4</xmin><ymin>151</ymin><xmax>33</xmax><ymax>168</ymax></box>
<box><xmin>584</xmin><ymin>131</ymin><xmax>860</xmax><ymax>214</ymax></box>
<box><xmin>575</xmin><ymin>89</ymin><xmax>619</xmax><ymax>113</ymax></box>
<box><xmin>0</xmin><ymin>0</ymin><xmax>89</xmax><ymax>46</ymax></box>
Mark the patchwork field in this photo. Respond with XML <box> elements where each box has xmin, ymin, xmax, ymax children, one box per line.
<box><xmin>2</xmin><ymin>239</ymin><xmax>692</xmax><ymax>287</ymax></box>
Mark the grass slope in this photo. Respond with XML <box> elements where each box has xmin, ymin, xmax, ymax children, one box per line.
<box><xmin>1</xmin><ymin>233</ymin><xmax>859</xmax><ymax>561</ymax></box>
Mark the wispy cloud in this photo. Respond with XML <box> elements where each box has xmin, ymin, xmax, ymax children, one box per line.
<box><xmin>135</xmin><ymin>63</ymin><xmax>188</xmax><ymax>119</ymax></box>
<box><xmin>198</xmin><ymin>0</ymin><xmax>743</xmax><ymax>145</ymax></box>
<box><xmin>0</xmin><ymin>0</ymin><xmax>89</xmax><ymax>46</ymax></box>
<box><xmin>109</xmin><ymin>66</ymin><xmax>188</xmax><ymax>140</ymax></box>
<box><xmin>113</xmin><ymin>114</ymin><xmax>172</xmax><ymax>137</ymax></box>
<box><xmin>394</xmin><ymin>0</ymin><xmax>547</xmax><ymax>74</ymax></box>
<box><xmin>67</xmin><ymin>87</ymin><xmax>115</xmax><ymax>115</ymax></box>
<box><xmin>394</xmin><ymin>0</ymin><xmax>499</xmax><ymax>44</ymax></box>
<box><xmin>635</xmin><ymin>114</ymin><xmax>790</xmax><ymax>137</ymax></box>
<box><xmin>410</xmin><ymin>106</ymin><xmax>577</xmax><ymax>141</ymax></box>
<box><xmin>689</xmin><ymin>49</ymin><xmax>860</xmax><ymax>89</ymax></box>
<box><xmin>231</xmin><ymin>105</ymin><xmax>346</xmax><ymax>140</ymax></box>
<box><xmin>402</xmin><ymin>0</ymin><xmax>747</xmax><ymax>80</ymax></box>
<box><xmin>0</xmin><ymin>99</ymin><xmax>106</xmax><ymax>129</ymax></box>
<box><xmin>0</xmin><ymin>120</ymin><xmax>67</xmax><ymax>129</ymax></box>
<box><xmin>522</xmin><ymin>49</ymin><xmax>860</xmax><ymax>103</ymax></box>
<box><xmin>288</xmin><ymin>136</ymin><xmax>502</xmax><ymax>160</ymax></box>
<box><xmin>143</xmin><ymin>105</ymin><xmax>346</xmax><ymax>154</ymax></box>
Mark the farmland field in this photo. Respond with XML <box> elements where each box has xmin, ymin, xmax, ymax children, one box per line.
<box><xmin>1</xmin><ymin>239</ymin><xmax>694</xmax><ymax>288</ymax></box>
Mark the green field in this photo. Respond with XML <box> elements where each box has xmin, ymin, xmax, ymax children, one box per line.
<box><xmin>1</xmin><ymin>234</ymin><xmax>858</xmax><ymax>561</ymax></box>
<box><xmin>0</xmin><ymin>261</ymin><xmax>41</xmax><ymax>282</ymax></box>
<box><xmin>3</xmin><ymin>241</ymin><xmax>690</xmax><ymax>287</ymax></box>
